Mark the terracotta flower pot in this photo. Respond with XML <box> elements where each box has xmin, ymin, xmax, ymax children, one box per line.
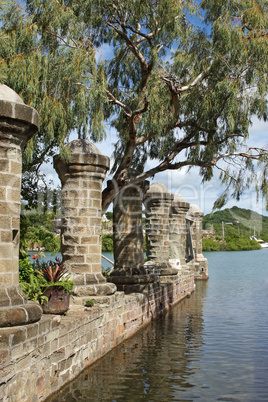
<box><xmin>41</xmin><ymin>286</ymin><xmax>70</xmax><ymax>315</ymax></box>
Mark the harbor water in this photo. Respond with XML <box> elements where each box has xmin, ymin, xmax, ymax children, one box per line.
<box><xmin>47</xmin><ymin>249</ymin><xmax>268</xmax><ymax>401</ymax></box>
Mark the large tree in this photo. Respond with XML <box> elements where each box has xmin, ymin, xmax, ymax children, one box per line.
<box><xmin>1</xmin><ymin>0</ymin><xmax>267</xmax><ymax>212</ymax></box>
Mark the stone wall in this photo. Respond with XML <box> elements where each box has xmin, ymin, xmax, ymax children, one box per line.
<box><xmin>169</xmin><ymin>193</ymin><xmax>190</xmax><ymax>272</ymax></box>
<box><xmin>0</xmin><ymin>85</ymin><xmax>42</xmax><ymax>327</ymax></box>
<box><xmin>187</xmin><ymin>205</ymin><xmax>209</xmax><ymax>280</ymax></box>
<box><xmin>0</xmin><ymin>276</ymin><xmax>194</xmax><ymax>401</ymax></box>
<box><xmin>54</xmin><ymin>139</ymin><xmax>116</xmax><ymax>301</ymax></box>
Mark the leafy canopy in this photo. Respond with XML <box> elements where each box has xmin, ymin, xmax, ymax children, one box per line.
<box><xmin>0</xmin><ymin>0</ymin><xmax>267</xmax><ymax>211</ymax></box>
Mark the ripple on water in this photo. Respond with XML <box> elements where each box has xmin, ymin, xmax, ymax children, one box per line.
<box><xmin>47</xmin><ymin>251</ymin><xmax>268</xmax><ymax>402</ymax></box>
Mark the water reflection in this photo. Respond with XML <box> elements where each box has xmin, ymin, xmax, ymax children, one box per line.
<box><xmin>48</xmin><ymin>281</ymin><xmax>208</xmax><ymax>401</ymax></box>
<box><xmin>47</xmin><ymin>250</ymin><xmax>268</xmax><ymax>401</ymax></box>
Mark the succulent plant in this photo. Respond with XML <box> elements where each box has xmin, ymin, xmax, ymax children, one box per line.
<box><xmin>34</xmin><ymin>257</ymin><xmax>68</xmax><ymax>283</ymax></box>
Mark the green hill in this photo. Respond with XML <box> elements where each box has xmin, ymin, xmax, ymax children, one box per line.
<box><xmin>202</xmin><ymin>206</ymin><xmax>268</xmax><ymax>251</ymax></box>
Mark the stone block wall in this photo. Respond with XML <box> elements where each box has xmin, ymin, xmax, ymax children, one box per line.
<box><xmin>187</xmin><ymin>205</ymin><xmax>209</xmax><ymax>280</ymax></box>
<box><xmin>112</xmin><ymin>181</ymin><xmax>146</xmax><ymax>275</ymax></box>
<box><xmin>169</xmin><ymin>194</ymin><xmax>190</xmax><ymax>271</ymax></box>
<box><xmin>0</xmin><ymin>85</ymin><xmax>42</xmax><ymax>327</ymax></box>
<box><xmin>54</xmin><ymin>139</ymin><xmax>116</xmax><ymax>299</ymax></box>
<box><xmin>144</xmin><ymin>183</ymin><xmax>173</xmax><ymax>266</ymax></box>
<box><xmin>0</xmin><ymin>277</ymin><xmax>194</xmax><ymax>401</ymax></box>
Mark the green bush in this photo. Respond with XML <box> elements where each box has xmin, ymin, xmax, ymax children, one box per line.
<box><xmin>85</xmin><ymin>299</ymin><xmax>95</xmax><ymax>307</ymax></box>
<box><xmin>20</xmin><ymin>212</ymin><xmax>60</xmax><ymax>254</ymax></box>
<box><xmin>19</xmin><ymin>258</ymin><xmax>35</xmax><ymax>282</ymax></box>
<box><xmin>202</xmin><ymin>238</ymin><xmax>220</xmax><ymax>251</ymax></box>
<box><xmin>20</xmin><ymin>272</ymin><xmax>48</xmax><ymax>304</ymax></box>
<box><xmin>19</xmin><ymin>258</ymin><xmax>74</xmax><ymax>303</ymax></box>
<box><xmin>203</xmin><ymin>236</ymin><xmax>261</xmax><ymax>252</ymax></box>
<box><xmin>102</xmin><ymin>234</ymin><xmax>113</xmax><ymax>252</ymax></box>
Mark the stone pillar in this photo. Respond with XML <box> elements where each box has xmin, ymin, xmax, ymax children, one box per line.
<box><xmin>188</xmin><ymin>204</ymin><xmax>209</xmax><ymax>280</ymax></box>
<box><xmin>0</xmin><ymin>84</ymin><xmax>42</xmax><ymax>327</ymax></box>
<box><xmin>108</xmin><ymin>176</ymin><xmax>155</xmax><ymax>291</ymax></box>
<box><xmin>144</xmin><ymin>183</ymin><xmax>177</xmax><ymax>276</ymax></box>
<box><xmin>169</xmin><ymin>194</ymin><xmax>190</xmax><ymax>272</ymax></box>
<box><xmin>54</xmin><ymin>139</ymin><xmax>116</xmax><ymax>301</ymax></box>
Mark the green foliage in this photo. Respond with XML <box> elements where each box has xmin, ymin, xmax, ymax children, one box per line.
<box><xmin>85</xmin><ymin>299</ymin><xmax>94</xmax><ymax>307</ymax></box>
<box><xmin>19</xmin><ymin>257</ymin><xmax>74</xmax><ymax>303</ymax></box>
<box><xmin>203</xmin><ymin>237</ymin><xmax>261</xmax><ymax>252</ymax></box>
<box><xmin>203</xmin><ymin>206</ymin><xmax>266</xmax><ymax>251</ymax></box>
<box><xmin>19</xmin><ymin>257</ymin><xmax>35</xmax><ymax>282</ymax></box>
<box><xmin>34</xmin><ymin>257</ymin><xmax>67</xmax><ymax>282</ymax></box>
<box><xmin>21</xmin><ymin>175</ymin><xmax>61</xmax><ymax>215</ymax></box>
<box><xmin>32</xmin><ymin>258</ymin><xmax>74</xmax><ymax>292</ymax></box>
<box><xmin>102</xmin><ymin>234</ymin><xmax>113</xmax><ymax>252</ymax></box>
<box><xmin>19</xmin><ymin>272</ymin><xmax>48</xmax><ymax>304</ymax></box>
<box><xmin>102</xmin><ymin>267</ymin><xmax>111</xmax><ymax>277</ymax></box>
<box><xmin>44</xmin><ymin>277</ymin><xmax>74</xmax><ymax>293</ymax></box>
<box><xmin>204</xmin><ymin>206</ymin><xmax>268</xmax><ymax>241</ymax></box>
<box><xmin>20</xmin><ymin>210</ymin><xmax>60</xmax><ymax>254</ymax></box>
<box><xmin>1</xmin><ymin>0</ymin><xmax>267</xmax><ymax>211</ymax></box>
<box><xmin>202</xmin><ymin>238</ymin><xmax>220</xmax><ymax>252</ymax></box>
<box><xmin>143</xmin><ymin>236</ymin><xmax>147</xmax><ymax>252</ymax></box>
<box><xmin>105</xmin><ymin>212</ymin><xmax>113</xmax><ymax>221</ymax></box>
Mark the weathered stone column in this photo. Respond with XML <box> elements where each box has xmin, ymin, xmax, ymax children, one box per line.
<box><xmin>169</xmin><ymin>194</ymin><xmax>190</xmax><ymax>272</ymax></box>
<box><xmin>54</xmin><ymin>139</ymin><xmax>116</xmax><ymax>301</ymax></box>
<box><xmin>144</xmin><ymin>183</ymin><xmax>177</xmax><ymax>276</ymax></box>
<box><xmin>0</xmin><ymin>85</ymin><xmax>42</xmax><ymax>327</ymax></box>
<box><xmin>188</xmin><ymin>204</ymin><xmax>209</xmax><ymax>280</ymax></box>
<box><xmin>108</xmin><ymin>176</ymin><xmax>156</xmax><ymax>291</ymax></box>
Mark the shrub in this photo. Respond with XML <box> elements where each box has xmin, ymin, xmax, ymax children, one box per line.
<box><xmin>102</xmin><ymin>234</ymin><xmax>113</xmax><ymax>252</ymax></box>
<box><xmin>20</xmin><ymin>258</ymin><xmax>74</xmax><ymax>303</ymax></box>
<box><xmin>20</xmin><ymin>272</ymin><xmax>48</xmax><ymax>304</ymax></box>
<box><xmin>85</xmin><ymin>299</ymin><xmax>94</xmax><ymax>307</ymax></box>
<box><xmin>19</xmin><ymin>257</ymin><xmax>35</xmax><ymax>282</ymax></box>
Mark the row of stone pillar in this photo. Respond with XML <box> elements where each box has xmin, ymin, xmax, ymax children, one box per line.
<box><xmin>110</xmin><ymin>181</ymin><xmax>208</xmax><ymax>292</ymax></box>
<box><xmin>0</xmin><ymin>85</ymin><xmax>207</xmax><ymax>327</ymax></box>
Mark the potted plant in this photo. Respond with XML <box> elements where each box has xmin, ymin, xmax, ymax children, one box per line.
<box><xmin>20</xmin><ymin>257</ymin><xmax>74</xmax><ymax>315</ymax></box>
<box><xmin>34</xmin><ymin>258</ymin><xmax>74</xmax><ymax>314</ymax></box>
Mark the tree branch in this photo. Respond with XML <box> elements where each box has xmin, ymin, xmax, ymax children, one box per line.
<box><xmin>212</xmin><ymin>148</ymin><xmax>268</xmax><ymax>164</ymax></box>
<box><xmin>106</xmin><ymin>89</ymin><xmax>133</xmax><ymax>117</ymax></box>
<box><xmin>106</xmin><ymin>21</ymin><xmax>149</xmax><ymax>72</ymax></box>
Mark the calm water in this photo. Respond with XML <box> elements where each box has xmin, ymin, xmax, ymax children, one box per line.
<box><xmin>28</xmin><ymin>251</ymin><xmax>114</xmax><ymax>271</ymax></box>
<box><xmin>48</xmin><ymin>250</ymin><xmax>268</xmax><ymax>401</ymax></box>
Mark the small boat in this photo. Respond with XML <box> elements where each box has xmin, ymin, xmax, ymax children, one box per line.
<box><xmin>259</xmin><ymin>241</ymin><xmax>268</xmax><ymax>248</ymax></box>
<box><xmin>255</xmin><ymin>238</ymin><xmax>268</xmax><ymax>248</ymax></box>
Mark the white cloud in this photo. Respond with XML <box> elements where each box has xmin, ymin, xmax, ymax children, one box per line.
<box><xmin>248</xmin><ymin>116</ymin><xmax>268</xmax><ymax>147</ymax></box>
<box><xmin>96</xmin><ymin>44</ymin><xmax>114</xmax><ymax>62</ymax></box>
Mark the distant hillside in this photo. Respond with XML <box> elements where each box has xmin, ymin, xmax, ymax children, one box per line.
<box><xmin>202</xmin><ymin>206</ymin><xmax>268</xmax><ymax>251</ymax></box>
<box><xmin>204</xmin><ymin>206</ymin><xmax>268</xmax><ymax>241</ymax></box>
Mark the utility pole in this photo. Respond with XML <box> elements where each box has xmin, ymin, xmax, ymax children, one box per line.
<box><xmin>222</xmin><ymin>221</ymin><xmax>224</xmax><ymax>239</ymax></box>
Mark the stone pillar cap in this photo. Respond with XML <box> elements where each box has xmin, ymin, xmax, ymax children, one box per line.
<box><xmin>173</xmin><ymin>193</ymin><xmax>186</xmax><ymax>202</ymax></box>
<box><xmin>0</xmin><ymin>84</ymin><xmax>39</xmax><ymax>131</ymax></box>
<box><xmin>189</xmin><ymin>204</ymin><xmax>203</xmax><ymax>213</ymax></box>
<box><xmin>187</xmin><ymin>204</ymin><xmax>204</xmax><ymax>218</ymax></box>
<box><xmin>172</xmin><ymin>193</ymin><xmax>190</xmax><ymax>209</ymax></box>
<box><xmin>144</xmin><ymin>182</ymin><xmax>173</xmax><ymax>200</ymax></box>
<box><xmin>69</xmin><ymin>138</ymin><xmax>103</xmax><ymax>156</ymax></box>
<box><xmin>66</xmin><ymin>139</ymin><xmax>109</xmax><ymax>169</ymax></box>
<box><xmin>54</xmin><ymin>138</ymin><xmax>110</xmax><ymax>178</ymax></box>
<box><xmin>0</xmin><ymin>84</ymin><xmax>24</xmax><ymax>103</ymax></box>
